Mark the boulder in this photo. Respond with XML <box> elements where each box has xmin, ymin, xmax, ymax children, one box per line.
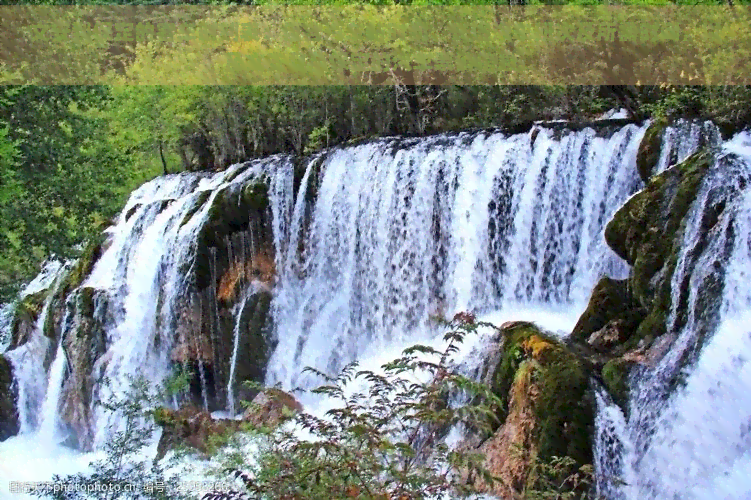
<box><xmin>154</xmin><ymin>389</ymin><xmax>301</xmax><ymax>460</ymax></box>
<box><xmin>0</xmin><ymin>355</ymin><xmax>19</xmax><ymax>440</ymax></box>
<box><xmin>10</xmin><ymin>290</ymin><xmax>48</xmax><ymax>348</ymax></box>
<box><xmin>472</xmin><ymin>322</ymin><xmax>594</xmax><ymax>497</ymax></box>
<box><xmin>570</xmin><ymin>277</ymin><xmax>642</xmax><ymax>347</ymax></box>
<box><xmin>573</xmin><ymin>149</ymin><xmax>716</xmax><ymax>412</ymax></box>
<box><xmin>605</xmin><ymin>151</ymin><xmax>711</xmax><ymax>311</ymax></box>
<box><xmin>242</xmin><ymin>389</ymin><xmax>303</xmax><ymax>429</ymax></box>
<box><xmin>587</xmin><ymin>319</ymin><xmax>628</xmax><ymax>353</ymax></box>
<box><xmin>154</xmin><ymin>406</ymin><xmax>241</xmax><ymax>460</ymax></box>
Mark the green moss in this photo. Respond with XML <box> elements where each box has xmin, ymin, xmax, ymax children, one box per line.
<box><xmin>17</xmin><ymin>290</ymin><xmax>47</xmax><ymax>319</ymax></box>
<box><xmin>152</xmin><ymin>407</ymin><xmax>175</xmax><ymax>427</ymax></box>
<box><xmin>77</xmin><ymin>287</ymin><xmax>96</xmax><ymax>318</ymax></box>
<box><xmin>62</xmin><ymin>235</ymin><xmax>105</xmax><ymax>296</ymax></box>
<box><xmin>533</xmin><ymin>345</ymin><xmax>593</xmax><ymax>465</ymax></box>
<box><xmin>601</xmin><ymin>358</ymin><xmax>634</xmax><ymax>409</ymax></box>
<box><xmin>242</xmin><ymin>177</ymin><xmax>270</xmax><ymax>211</ymax></box>
<box><xmin>179</xmin><ymin>190</ymin><xmax>212</xmax><ymax>228</ymax></box>
<box><xmin>570</xmin><ymin>277</ymin><xmax>641</xmax><ymax>344</ymax></box>
<box><xmin>599</xmin><ymin>149</ymin><xmax>712</xmax><ymax>357</ymax></box>
<box><xmin>636</xmin><ymin>118</ymin><xmax>667</xmax><ymax>183</ymax></box>
<box><xmin>11</xmin><ymin>290</ymin><xmax>48</xmax><ymax>345</ymax></box>
<box><xmin>491</xmin><ymin>322</ymin><xmax>539</xmax><ymax>425</ymax></box>
<box><xmin>199</xmin><ymin>176</ymin><xmax>270</xmax><ymax>251</ymax></box>
<box><xmin>204</xmin><ymin>427</ymin><xmax>236</xmax><ymax>456</ymax></box>
<box><xmin>492</xmin><ymin>323</ymin><xmax>594</xmax><ymax>466</ymax></box>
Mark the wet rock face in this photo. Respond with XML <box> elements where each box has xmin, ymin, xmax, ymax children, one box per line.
<box><xmin>59</xmin><ymin>288</ymin><xmax>109</xmax><ymax>451</ymax></box>
<box><xmin>571</xmin><ymin>277</ymin><xmax>642</xmax><ymax>348</ymax></box>
<box><xmin>168</xmin><ymin>175</ymin><xmax>277</xmax><ymax>412</ymax></box>
<box><xmin>154</xmin><ymin>405</ymin><xmax>241</xmax><ymax>460</ymax></box>
<box><xmin>241</xmin><ymin>388</ymin><xmax>303</xmax><ymax>428</ymax></box>
<box><xmin>0</xmin><ymin>355</ymin><xmax>19</xmax><ymax>440</ymax></box>
<box><xmin>9</xmin><ymin>290</ymin><xmax>47</xmax><ymax>349</ymax></box>
<box><xmin>587</xmin><ymin>320</ymin><xmax>628</xmax><ymax>353</ymax></box>
<box><xmin>168</xmin><ymin>286</ymin><xmax>273</xmax><ymax>413</ymax></box>
<box><xmin>473</xmin><ymin>322</ymin><xmax>594</xmax><ymax>497</ymax></box>
<box><xmin>636</xmin><ymin>118</ymin><xmax>667</xmax><ymax>183</ymax></box>
<box><xmin>573</xmin><ymin>149</ymin><xmax>717</xmax><ymax>412</ymax></box>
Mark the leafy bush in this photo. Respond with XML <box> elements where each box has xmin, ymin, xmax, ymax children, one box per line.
<box><xmin>38</xmin><ymin>373</ymin><xmax>191</xmax><ymax>500</ymax></box>
<box><xmin>209</xmin><ymin>315</ymin><xmax>503</xmax><ymax>500</ymax></box>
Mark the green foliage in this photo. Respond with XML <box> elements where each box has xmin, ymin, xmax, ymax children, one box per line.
<box><xmin>0</xmin><ymin>86</ymin><xmax>157</xmax><ymax>301</ymax></box>
<box><xmin>39</xmin><ymin>374</ymin><xmax>191</xmax><ymax>500</ymax></box>
<box><xmin>1</xmin><ymin>83</ymin><xmax>747</xmax><ymax>306</ymax></box>
<box><xmin>218</xmin><ymin>316</ymin><xmax>503</xmax><ymax>499</ymax></box>
<box><xmin>304</xmin><ymin>120</ymin><xmax>332</xmax><ymax>154</ymax></box>
<box><xmin>163</xmin><ymin>364</ymin><xmax>192</xmax><ymax>397</ymax></box>
<box><xmin>524</xmin><ymin>455</ymin><xmax>598</xmax><ymax>500</ymax></box>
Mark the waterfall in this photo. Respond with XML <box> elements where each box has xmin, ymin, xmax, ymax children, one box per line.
<box><xmin>656</xmin><ymin>119</ymin><xmax>722</xmax><ymax>174</ymax></box>
<box><xmin>265</xmin><ymin>125</ymin><xmax>646</xmax><ymax>391</ymax></box>
<box><xmin>6</xmin><ymin>118</ymin><xmax>749</xmax><ymax>500</ymax></box>
<box><xmin>4</xmin><ymin>262</ymin><xmax>68</xmax><ymax>435</ymax></box>
<box><xmin>83</xmin><ymin>160</ymin><xmax>288</xmax><ymax>447</ymax></box>
<box><xmin>595</xmin><ymin>131</ymin><xmax>751</xmax><ymax>500</ymax></box>
<box><xmin>37</xmin><ymin>340</ymin><xmax>66</xmax><ymax>445</ymax></box>
<box><xmin>227</xmin><ymin>286</ymin><xmax>256</xmax><ymax>417</ymax></box>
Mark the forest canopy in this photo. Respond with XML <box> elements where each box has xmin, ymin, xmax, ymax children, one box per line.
<box><xmin>1</xmin><ymin>1</ymin><xmax>750</xmax><ymax>300</ymax></box>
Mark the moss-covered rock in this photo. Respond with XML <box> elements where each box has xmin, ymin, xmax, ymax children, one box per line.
<box><xmin>479</xmin><ymin>322</ymin><xmax>594</xmax><ymax>496</ymax></box>
<box><xmin>242</xmin><ymin>388</ymin><xmax>302</xmax><ymax>429</ymax></box>
<box><xmin>570</xmin><ymin>277</ymin><xmax>642</xmax><ymax>346</ymax></box>
<box><xmin>606</xmin><ymin>150</ymin><xmax>711</xmax><ymax>271</ymax></box>
<box><xmin>572</xmin><ymin>149</ymin><xmax>714</xmax><ymax>411</ymax></box>
<box><xmin>179</xmin><ymin>190</ymin><xmax>212</xmax><ymax>229</ymax></box>
<box><xmin>194</xmin><ymin>176</ymin><xmax>274</xmax><ymax>291</ymax></box>
<box><xmin>10</xmin><ymin>289</ymin><xmax>48</xmax><ymax>347</ymax></box>
<box><xmin>601</xmin><ymin>358</ymin><xmax>635</xmax><ymax>410</ymax></box>
<box><xmin>154</xmin><ymin>405</ymin><xmax>243</xmax><ymax>460</ymax></box>
<box><xmin>61</xmin><ymin>235</ymin><xmax>105</xmax><ymax>298</ymax></box>
<box><xmin>0</xmin><ymin>355</ymin><xmax>19</xmax><ymax>440</ymax></box>
<box><xmin>602</xmin><ymin>150</ymin><xmax>712</xmax><ymax>353</ymax></box>
<box><xmin>219</xmin><ymin>290</ymin><xmax>274</xmax><ymax>408</ymax></box>
<box><xmin>154</xmin><ymin>390</ymin><xmax>300</xmax><ymax>459</ymax></box>
<box><xmin>59</xmin><ymin>287</ymin><xmax>109</xmax><ymax>451</ymax></box>
<box><xmin>636</xmin><ymin>118</ymin><xmax>667</xmax><ymax>183</ymax></box>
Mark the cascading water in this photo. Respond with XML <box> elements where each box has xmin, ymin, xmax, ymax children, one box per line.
<box><xmin>594</xmin><ymin>131</ymin><xmax>751</xmax><ymax>500</ymax></box>
<box><xmin>3</xmin><ymin>118</ymin><xmax>747</xmax><ymax>500</ymax></box>
<box><xmin>37</xmin><ymin>340</ymin><xmax>67</xmax><ymax>446</ymax></box>
<box><xmin>265</xmin><ymin>124</ymin><xmax>646</xmax><ymax>391</ymax></box>
<box><xmin>656</xmin><ymin>119</ymin><xmax>722</xmax><ymax>174</ymax></box>
<box><xmin>83</xmin><ymin>159</ymin><xmax>291</xmax><ymax>448</ymax></box>
<box><xmin>4</xmin><ymin>263</ymin><xmax>69</xmax><ymax>435</ymax></box>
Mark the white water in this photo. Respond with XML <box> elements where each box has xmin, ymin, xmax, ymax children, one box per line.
<box><xmin>266</xmin><ymin>125</ymin><xmax>644</xmax><ymax>391</ymax></box>
<box><xmin>4</xmin><ymin>122</ymin><xmax>748</xmax><ymax>500</ymax></box>
<box><xmin>595</xmin><ymin>131</ymin><xmax>751</xmax><ymax>500</ymax></box>
<box><xmin>0</xmin><ymin>160</ymin><xmax>287</xmax><ymax>497</ymax></box>
<box><xmin>226</xmin><ymin>286</ymin><xmax>259</xmax><ymax>417</ymax></box>
<box><xmin>656</xmin><ymin>119</ymin><xmax>722</xmax><ymax>175</ymax></box>
<box><xmin>37</xmin><ymin>340</ymin><xmax>67</xmax><ymax>446</ymax></box>
<box><xmin>4</xmin><ymin>263</ymin><xmax>69</xmax><ymax>434</ymax></box>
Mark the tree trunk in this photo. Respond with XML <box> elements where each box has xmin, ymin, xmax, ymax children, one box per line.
<box><xmin>159</xmin><ymin>140</ymin><xmax>168</xmax><ymax>175</ymax></box>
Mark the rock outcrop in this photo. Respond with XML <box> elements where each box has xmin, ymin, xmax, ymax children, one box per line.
<box><xmin>0</xmin><ymin>355</ymin><xmax>19</xmax><ymax>440</ymax></box>
<box><xmin>572</xmin><ymin>148</ymin><xmax>720</xmax><ymax>409</ymax></box>
<box><xmin>472</xmin><ymin>322</ymin><xmax>593</xmax><ymax>497</ymax></box>
<box><xmin>59</xmin><ymin>287</ymin><xmax>109</xmax><ymax>451</ymax></box>
<box><xmin>636</xmin><ymin>118</ymin><xmax>667</xmax><ymax>183</ymax></box>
